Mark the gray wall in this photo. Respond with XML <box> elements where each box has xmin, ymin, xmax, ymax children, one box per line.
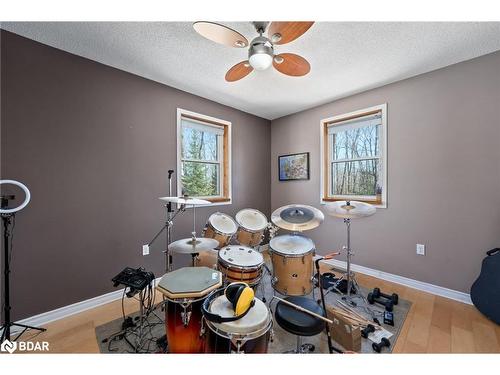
<box><xmin>0</xmin><ymin>30</ymin><xmax>271</xmax><ymax>320</ymax></box>
<box><xmin>271</xmin><ymin>51</ymin><xmax>500</xmax><ymax>293</ymax></box>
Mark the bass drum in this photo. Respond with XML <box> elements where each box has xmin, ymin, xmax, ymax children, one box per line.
<box><xmin>235</xmin><ymin>209</ymin><xmax>268</xmax><ymax>247</ymax></box>
<box><xmin>269</xmin><ymin>234</ymin><xmax>315</xmax><ymax>296</ymax></box>
<box><xmin>203</xmin><ymin>212</ymin><xmax>238</xmax><ymax>249</ymax></box>
<box><xmin>203</xmin><ymin>295</ymin><xmax>272</xmax><ymax>353</ymax></box>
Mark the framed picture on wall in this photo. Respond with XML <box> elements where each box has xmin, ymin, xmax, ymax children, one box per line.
<box><xmin>278</xmin><ymin>152</ymin><xmax>310</xmax><ymax>181</ymax></box>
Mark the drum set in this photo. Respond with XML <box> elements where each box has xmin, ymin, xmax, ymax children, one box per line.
<box><xmin>150</xmin><ymin>191</ymin><xmax>376</xmax><ymax>353</ymax></box>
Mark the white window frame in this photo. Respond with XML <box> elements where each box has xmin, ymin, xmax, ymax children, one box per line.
<box><xmin>320</xmin><ymin>103</ymin><xmax>387</xmax><ymax>208</ymax></box>
<box><xmin>176</xmin><ymin>108</ymin><xmax>232</xmax><ymax>206</ymax></box>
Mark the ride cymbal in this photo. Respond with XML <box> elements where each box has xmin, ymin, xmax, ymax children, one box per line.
<box><xmin>324</xmin><ymin>200</ymin><xmax>376</xmax><ymax>219</ymax></box>
<box><xmin>271</xmin><ymin>204</ymin><xmax>324</xmax><ymax>231</ymax></box>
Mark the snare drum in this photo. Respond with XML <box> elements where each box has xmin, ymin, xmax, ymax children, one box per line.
<box><xmin>157</xmin><ymin>267</ymin><xmax>222</xmax><ymax>353</ymax></box>
<box><xmin>203</xmin><ymin>294</ymin><xmax>272</xmax><ymax>353</ymax></box>
<box><xmin>218</xmin><ymin>245</ymin><xmax>264</xmax><ymax>286</ymax></box>
<box><xmin>203</xmin><ymin>212</ymin><xmax>238</xmax><ymax>249</ymax></box>
<box><xmin>269</xmin><ymin>234</ymin><xmax>315</xmax><ymax>296</ymax></box>
<box><xmin>235</xmin><ymin>209</ymin><xmax>268</xmax><ymax>247</ymax></box>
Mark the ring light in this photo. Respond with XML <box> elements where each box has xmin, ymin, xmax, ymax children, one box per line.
<box><xmin>0</xmin><ymin>180</ymin><xmax>31</xmax><ymax>214</ymax></box>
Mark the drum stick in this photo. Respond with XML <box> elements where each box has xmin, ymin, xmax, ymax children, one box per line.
<box><xmin>272</xmin><ymin>296</ymin><xmax>333</xmax><ymax>325</ymax></box>
<box><xmin>322</xmin><ymin>251</ymin><xmax>341</xmax><ymax>260</ymax></box>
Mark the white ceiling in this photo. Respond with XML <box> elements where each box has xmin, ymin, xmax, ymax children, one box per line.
<box><xmin>2</xmin><ymin>22</ymin><xmax>500</xmax><ymax>120</ymax></box>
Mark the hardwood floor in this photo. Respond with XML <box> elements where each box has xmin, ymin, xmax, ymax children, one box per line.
<box><xmin>15</xmin><ymin>271</ymin><xmax>500</xmax><ymax>354</ymax></box>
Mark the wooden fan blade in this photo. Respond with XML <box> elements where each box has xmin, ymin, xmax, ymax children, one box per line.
<box><xmin>268</xmin><ymin>22</ymin><xmax>314</xmax><ymax>45</ymax></box>
<box><xmin>273</xmin><ymin>53</ymin><xmax>310</xmax><ymax>77</ymax></box>
<box><xmin>225</xmin><ymin>61</ymin><xmax>253</xmax><ymax>82</ymax></box>
<box><xmin>193</xmin><ymin>21</ymin><xmax>248</xmax><ymax>48</ymax></box>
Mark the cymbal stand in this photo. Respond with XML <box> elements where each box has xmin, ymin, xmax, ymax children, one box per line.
<box><xmin>329</xmin><ymin>218</ymin><xmax>360</xmax><ymax>305</ymax></box>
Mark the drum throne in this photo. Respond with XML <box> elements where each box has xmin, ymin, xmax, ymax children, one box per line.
<box><xmin>274</xmin><ymin>296</ymin><xmax>325</xmax><ymax>353</ymax></box>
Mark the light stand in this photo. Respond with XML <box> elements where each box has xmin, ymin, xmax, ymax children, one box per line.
<box><xmin>1</xmin><ymin>181</ymin><xmax>46</xmax><ymax>342</ymax></box>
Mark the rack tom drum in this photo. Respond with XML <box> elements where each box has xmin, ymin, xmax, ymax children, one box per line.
<box><xmin>203</xmin><ymin>212</ymin><xmax>238</xmax><ymax>249</ymax></box>
<box><xmin>235</xmin><ymin>209</ymin><xmax>268</xmax><ymax>247</ymax></box>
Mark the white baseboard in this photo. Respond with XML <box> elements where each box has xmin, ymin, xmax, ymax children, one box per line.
<box><xmin>8</xmin><ymin>277</ymin><xmax>162</xmax><ymax>335</ymax></box>
<box><xmin>6</xmin><ymin>260</ymin><xmax>472</xmax><ymax>335</ymax></box>
<box><xmin>323</xmin><ymin>258</ymin><xmax>472</xmax><ymax>305</ymax></box>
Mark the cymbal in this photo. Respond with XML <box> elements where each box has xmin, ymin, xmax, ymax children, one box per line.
<box><xmin>324</xmin><ymin>200</ymin><xmax>376</xmax><ymax>219</ymax></box>
<box><xmin>168</xmin><ymin>237</ymin><xmax>219</xmax><ymax>254</ymax></box>
<box><xmin>271</xmin><ymin>204</ymin><xmax>324</xmax><ymax>231</ymax></box>
<box><xmin>159</xmin><ymin>196</ymin><xmax>211</xmax><ymax>206</ymax></box>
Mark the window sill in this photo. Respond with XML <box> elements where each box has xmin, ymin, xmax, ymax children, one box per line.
<box><xmin>183</xmin><ymin>197</ymin><xmax>232</xmax><ymax>208</ymax></box>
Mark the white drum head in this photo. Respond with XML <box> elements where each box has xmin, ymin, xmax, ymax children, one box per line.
<box><xmin>209</xmin><ymin>212</ymin><xmax>238</xmax><ymax>234</ymax></box>
<box><xmin>236</xmin><ymin>209</ymin><xmax>268</xmax><ymax>232</ymax></box>
<box><xmin>219</xmin><ymin>245</ymin><xmax>264</xmax><ymax>267</ymax></box>
<box><xmin>208</xmin><ymin>295</ymin><xmax>270</xmax><ymax>335</ymax></box>
<box><xmin>269</xmin><ymin>234</ymin><xmax>314</xmax><ymax>256</ymax></box>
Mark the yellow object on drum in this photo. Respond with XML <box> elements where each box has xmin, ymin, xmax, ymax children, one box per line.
<box><xmin>203</xmin><ymin>212</ymin><xmax>238</xmax><ymax>249</ymax></box>
<box><xmin>203</xmin><ymin>292</ymin><xmax>272</xmax><ymax>353</ymax></box>
<box><xmin>235</xmin><ymin>208</ymin><xmax>268</xmax><ymax>247</ymax></box>
<box><xmin>225</xmin><ymin>282</ymin><xmax>255</xmax><ymax>316</ymax></box>
<box><xmin>269</xmin><ymin>234</ymin><xmax>315</xmax><ymax>296</ymax></box>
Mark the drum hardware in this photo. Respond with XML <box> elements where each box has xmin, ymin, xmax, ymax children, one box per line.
<box><xmin>1</xmin><ymin>181</ymin><xmax>47</xmax><ymax>342</ymax></box>
<box><xmin>323</xmin><ymin>200</ymin><xmax>376</xmax><ymax>305</ymax></box>
<box><xmin>271</xmin><ymin>204</ymin><xmax>324</xmax><ymax>232</ymax></box>
<box><xmin>267</xmin><ymin>222</ymin><xmax>279</xmax><ymax>240</ymax></box>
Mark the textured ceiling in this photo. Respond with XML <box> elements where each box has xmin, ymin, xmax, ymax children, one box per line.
<box><xmin>2</xmin><ymin>22</ymin><xmax>500</xmax><ymax>120</ymax></box>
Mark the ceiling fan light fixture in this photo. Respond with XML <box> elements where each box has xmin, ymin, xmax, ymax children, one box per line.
<box><xmin>249</xmin><ymin>53</ymin><xmax>273</xmax><ymax>71</ymax></box>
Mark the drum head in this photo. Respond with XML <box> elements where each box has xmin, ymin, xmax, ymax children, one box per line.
<box><xmin>235</xmin><ymin>209</ymin><xmax>268</xmax><ymax>232</ymax></box>
<box><xmin>209</xmin><ymin>212</ymin><xmax>238</xmax><ymax>234</ymax></box>
<box><xmin>157</xmin><ymin>267</ymin><xmax>222</xmax><ymax>299</ymax></box>
<box><xmin>219</xmin><ymin>246</ymin><xmax>264</xmax><ymax>267</ymax></box>
<box><xmin>208</xmin><ymin>295</ymin><xmax>270</xmax><ymax>335</ymax></box>
<box><xmin>269</xmin><ymin>234</ymin><xmax>314</xmax><ymax>256</ymax></box>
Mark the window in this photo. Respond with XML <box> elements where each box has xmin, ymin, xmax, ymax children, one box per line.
<box><xmin>320</xmin><ymin>104</ymin><xmax>387</xmax><ymax>207</ymax></box>
<box><xmin>177</xmin><ymin>109</ymin><xmax>231</xmax><ymax>203</ymax></box>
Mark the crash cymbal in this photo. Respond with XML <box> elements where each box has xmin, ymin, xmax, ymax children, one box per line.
<box><xmin>159</xmin><ymin>196</ymin><xmax>211</xmax><ymax>206</ymax></box>
<box><xmin>324</xmin><ymin>200</ymin><xmax>376</xmax><ymax>219</ymax></box>
<box><xmin>168</xmin><ymin>237</ymin><xmax>219</xmax><ymax>254</ymax></box>
<box><xmin>271</xmin><ymin>204</ymin><xmax>324</xmax><ymax>231</ymax></box>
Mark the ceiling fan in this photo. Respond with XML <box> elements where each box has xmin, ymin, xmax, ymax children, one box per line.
<box><xmin>192</xmin><ymin>21</ymin><xmax>314</xmax><ymax>82</ymax></box>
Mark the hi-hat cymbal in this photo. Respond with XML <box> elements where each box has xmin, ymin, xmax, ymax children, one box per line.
<box><xmin>168</xmin><ymin>237</ymin><xmax>219</xmax><ymax>254</ymax></box>
<box><xmin>324</xmin><ymin>200</ymin><xmax>376</xmax><ymax>219</ymax></box>
<box><xmin>159</xmin><ymin>196</ymin><xmax>211</xmax><ymax>206</ymax></box>
<box><xmin>271</xmin><ymin>204</ymin><xmax>324</xmax><ymax>231</ymax></box>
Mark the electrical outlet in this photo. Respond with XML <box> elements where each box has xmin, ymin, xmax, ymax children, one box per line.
<box><xmin>142</xmin><ymin>244</ymin><xmax>150</xmax><ymax>256</ymax></box>
<box><xmin>416</xmin><ymin>244</ymin><xmax>425</xmax><ymax>256</ymax></box>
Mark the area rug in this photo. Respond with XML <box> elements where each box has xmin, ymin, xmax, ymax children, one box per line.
<box><xmin>95</xmin><ymin>269</ymin><xmax>411</xmax><ymax>354</ymax></box>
